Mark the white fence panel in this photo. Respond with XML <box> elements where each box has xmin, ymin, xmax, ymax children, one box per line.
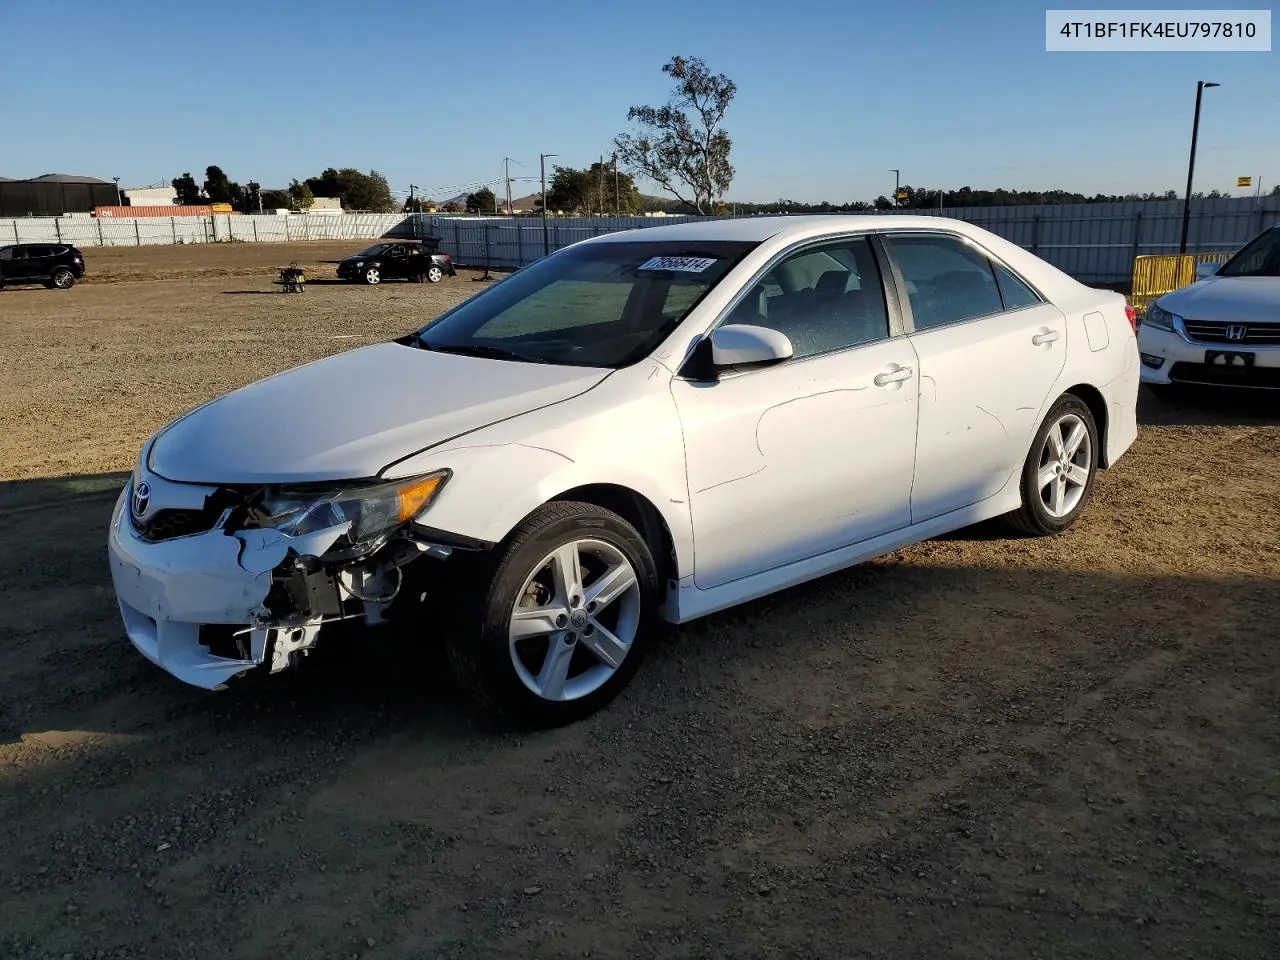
<box><xmin>1</xmin><ymin>197</ymin><xmax>1276</xmax><ymax>283</ymax></box>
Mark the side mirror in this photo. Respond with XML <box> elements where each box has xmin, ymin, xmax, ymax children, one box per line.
<box><xmin>1195</xmin><ymin>261</ymin><xmax>1220</xmax><ymax>279</ymax></box>
<box><xmin>709</xmin><ymin>324</ymin><xmax>793</xmax><ymax>367</ymax></box>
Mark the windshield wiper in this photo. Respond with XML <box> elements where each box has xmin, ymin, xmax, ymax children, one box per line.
<box><xmin>420</xmin><ymin>341</ymin><xmax>543</xmax><ymax>363</ymax></box>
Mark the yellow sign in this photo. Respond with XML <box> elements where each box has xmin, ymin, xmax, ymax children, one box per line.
<box><xmin>895</xmin><ymin>191</ymin><xmax>909</xmax><ymax>200</ymax></box>
<box><xmin>1237</xmin><ymin>176</ymin><xmax>1253</xmax><ymax>187</ymax></box>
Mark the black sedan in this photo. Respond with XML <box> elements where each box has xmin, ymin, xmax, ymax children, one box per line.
<box><xmin>336</xmin><ymin>239</ymin><xmax>455</xmax><ymax>285</ymax></box>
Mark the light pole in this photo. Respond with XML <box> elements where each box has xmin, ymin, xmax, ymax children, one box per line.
<box><xmin>889</xmin><ymin>169</ymin><xmax>900</xmax><ymax>206</ymax></box>
<box><xmin>1179</xmin><ymin>80</ymin><xmax>1220</xmax><ymax>255</ymax></box>
<box><xmin>408</xmin><ymin>183</ymin><xmax>417</xmax><ymax>212</ymax></box>
<box><xmin>113</xmin><ymin>176</ymin><xmax>121</xmax><ymax>206</ymax></box>
<box><xmin>612</xmin><ymin>152</ymin><xmax>620</xmax><ymax>217</ymax></box>
<box><xmin>540</xmin><ymin>153</ymin><xmax>558</xmax><ymax>256</ymax></box>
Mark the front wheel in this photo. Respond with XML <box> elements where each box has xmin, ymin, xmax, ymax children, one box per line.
<box><xmin>1005</xmin><ymin>394</ymin><xmax>1099</xmax><ymax>536</ymax></box>
<box><xmin>362</xmin><ymin>267</ymin><xmax>381</xmax><ymax>285</ymax></box>
<box><xmin>49</xmin><ymin>267</ymin><xmax>76</xmax><ymax>289</ymax></box>
<box><xmin>446</xmin><ymin>502</ymin><xmax>661</xmax><ymax>727</ymax></box>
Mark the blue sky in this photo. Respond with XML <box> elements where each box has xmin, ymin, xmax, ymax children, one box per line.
<box><xmin>1</xmin><ymin>0</ymin><xmax>1275</xmax><ymax>204</ymax></box>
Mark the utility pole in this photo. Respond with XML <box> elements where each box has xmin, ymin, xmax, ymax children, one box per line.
<box><xmin>598</xmin><ymin>155</ymin><xmax>605</xmax><ymax>217</ymax></box>
<box><xmin>113</xmin><ymin>177</ymin><xmax>121</xmax><ymax>206</ymax></box>
<box><xmin>503</xmin><ymin>158</ymin><xmax>513</xmax><ymax>216</ymax></box>
<box><xmin>540</xmin><ymin>153</ymin><xmax>558</xmax><ymax>256</ymax></box>
<box><xmin>613</xmin><ymin>152</ymin><xmax>620</xmax><ymax>217</ymax></box>
<box><xmin>408</xmin><ymin>183</ymin><xmax>417</xmax><ymax>212</ymax></box>
<box><xmin>889</xmin><ymin>169</ymin><xmax>900</xmax><ymax>206</ymax></box>
<box><xmin>1180</xmin><ymin>80</ymin><xmax>1220</xmax><ymax>254</ymax></box>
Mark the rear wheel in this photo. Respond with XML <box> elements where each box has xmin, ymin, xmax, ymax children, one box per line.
<box><xmin>49</xmin><ymin>267</ymin><xmax>76</xmax><ymax>289</ymax></box>
<box><xmin>426</xmin><ymin>264</ymin><xmax>444</xmax><ymax>283</ymax></box>
<box><xmin>1005</xmin><ymin>394</ymin><xmax>1098</xmax><ymax>536</ymax></box>
<box><xmin>446</xmin><ymin>502</ymin><xmax>661</xmax><ymax>727</ymax></box>
<box><xmin>363</xmin><ymin>267</ymin><xmax>381</xmax><ymax>285</ymax></box>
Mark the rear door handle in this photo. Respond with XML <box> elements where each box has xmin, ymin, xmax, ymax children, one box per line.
<box><xmin>1032</xmin><ymin>329</ymin><xmax>1060</xmax><ymax>346</ymax></box>
<box><xmin>873</xmin><ymin>365</ymin><xmax>913</xmax><ymax>387</ymax></box>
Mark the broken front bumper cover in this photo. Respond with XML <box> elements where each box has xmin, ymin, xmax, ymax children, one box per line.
<box><xmin>108</xmin><ymin>480</ymin><xmax>355</xmax><ymax>690</ymax></box>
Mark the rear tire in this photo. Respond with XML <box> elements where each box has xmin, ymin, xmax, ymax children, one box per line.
<box><xmin>1005</xmin><ymin>394</ymin><xmax>1098</xmax><ymax>537</ymax></box>
<box><xmin>426</xmin><ymin>264</ymin><xmax>444</xmax><ymax>283</ymax></box>
<box><xmin>50</xmin><ymin>267</ymin><xmax>75</xmax><ymax>289</ymax></box>
<box><xmin>446</xmin><ymin>502</ymin><xmax>661</xmax><ymax>727</ymax></box>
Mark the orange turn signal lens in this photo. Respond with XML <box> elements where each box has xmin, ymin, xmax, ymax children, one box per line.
<box><xmin>395</xmin><ymin>473</ymin><xmax>448</xmax><ymax>522</ymax></box>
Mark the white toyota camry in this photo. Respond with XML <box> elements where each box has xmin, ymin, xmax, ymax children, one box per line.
<box><xmin>109</xmin><ymin>215</ymin><xmax>1139</xmax><ymax>724</ymax></box>
<box><xmin>1138</xmin><ymin>225</ymin><xmax>1280</xmax><ymax>390</ymax></box>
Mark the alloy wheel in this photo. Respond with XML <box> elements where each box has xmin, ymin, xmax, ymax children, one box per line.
<box><xmin>1037</xmin><ymin>412</ymin><xmax>1092</xmax><ymax>518</ymax></box>
<box><xmin>507</xmin><ymin>538</ymin><xmax>641</xmax><ymax>702</ymax></box>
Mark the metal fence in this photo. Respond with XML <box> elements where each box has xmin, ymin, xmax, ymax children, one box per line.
<box><xmin>421</xmin><ymin>198</ymin><xmax>1279</xmax><ymax>284</ymax></box>
<box><xmin>2</xmin><ymin>195</ymin><xmax>1276</xmax><ymax>284</ymax></box>
<box><xmin>0</xmin><ymin>212</ymin><xmax>411</xmax><ymax>247</ymax></box>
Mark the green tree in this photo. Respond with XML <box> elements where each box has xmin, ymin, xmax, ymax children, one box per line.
<box><xmin>260</xmin><ymin>190</ymin><xmax>293</xmax><ymax>210</ymax></box>
<box><xmin>288</xmin><ymin>179</ymin><xmax>315</xmax><ymax>210</ymax></box>
<box><xmin>171</xmin><ymin>172</ymin><xmax>202</xmax><ymax>205</ymax></box>
<box><xmin>303</xmin><ymin>168</ymin><xmax>395</xmax><ymax>212</ymax></box>
<box><xmin>613</xmin><ymin>55</ymin><xmax>735</xmax><ymax>215</ymax></box>
<box><xmin>466</xmin><ymin>187</ymin><xmax>497</xmax><ymax>213</ymax></box>
<box><xmin>441</xmin><ymin>201</ymin><xmax>463</xmax><ymax>213</ymax></box>
<box><xmin>202</xmin><ymin>165</ymin><xmax>242</xmax><ymax>207</ymax></box>
<box><xmin>547</xmin><ymin>162</ymin><xmax>642</xmax><ymax>216</ymax></box>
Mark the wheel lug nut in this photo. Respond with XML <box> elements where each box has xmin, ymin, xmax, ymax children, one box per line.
<box><xmin>555</xmin><ymin>614</ymin><xmax>567</xmax><ymax>627</ymax></box>
<box><xmin>586</xmin><ymin>601</ymin><xmax>597</xmax><ymax>613</ymax></box>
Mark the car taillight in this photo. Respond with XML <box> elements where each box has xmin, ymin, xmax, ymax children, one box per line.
<box><xmin>442</xmin><ymin>254</ymin><xmax>451</xmax><ymax>262</ymax></box>
<box><xmin>1125</xmin><ymin>304</ymin><xmax>1138</xmax><ymax>334</ymax></box>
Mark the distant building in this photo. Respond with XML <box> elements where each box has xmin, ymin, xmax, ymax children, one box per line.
<box><xmin>0</xmin><ymin>173</ymin><xmax>118</xmax><ymax>217</ymax></box>
<box><xmin>122</xmin><ymin>185</ymin><xmax>178</xmax><ymax>206</ymax></box>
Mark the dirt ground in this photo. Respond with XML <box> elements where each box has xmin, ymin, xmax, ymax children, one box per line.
<box><xmin>0</xmin><ymin>242</ymin><xmax>1277</xmax><ymax>959</ymax></box>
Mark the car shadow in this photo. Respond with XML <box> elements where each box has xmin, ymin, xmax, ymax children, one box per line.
<box><xmin>1138</xmin><ymin>383</ymin><xmax>1280</xmax><ymax>426</ymax></box>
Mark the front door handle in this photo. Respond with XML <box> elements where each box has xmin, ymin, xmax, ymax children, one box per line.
<box><xmin>1032</xmin><ymin>329</ymin><xmax>1060</xmax><ymax>346</ymax></box>
<box><xmin>873</xmin><ymin>365</ymin><xmax>913</xmax><ymax>387</ymax></box>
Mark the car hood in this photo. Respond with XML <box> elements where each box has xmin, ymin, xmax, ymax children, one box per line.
<box><xmin>149</xmin><ymin>342</ymin><xmax>609</xmax><ymax>484</ymax></box>
<box><xmin>1159</xmin><ymin>276</ymin><xmax>1280</xmax><ymax>323</ymax></box>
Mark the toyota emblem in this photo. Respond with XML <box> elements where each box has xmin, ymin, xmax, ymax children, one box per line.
<box><xmin>131</xmin><ymin>480</ymin><xmax>151</xmax><ymax>520</ymax></box>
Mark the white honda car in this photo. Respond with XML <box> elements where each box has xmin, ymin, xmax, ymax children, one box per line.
<box><xmin>1138</xmin><ymin>225</ymin><xmax>1280</xmax><ymax>389</ymax></box>
<box><xmin>109</xmin><ymin>216</ymin><xmax>1139</xmax><ymax>724</ymax></box>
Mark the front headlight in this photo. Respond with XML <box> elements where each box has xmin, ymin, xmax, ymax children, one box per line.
<box><xmin>248</xmin><ymin>471</ymin><xmax>450</xmax><ymax>555</ymax></box>
<box><xmin>1143</xmin><ymin>303</ymin><xmax>1179</xmax><ymax>331</ymax></box>
<box><xmin>353</xmin><ymin>260</ymin><xmax>364</xmax><ymax>269</ymax></box>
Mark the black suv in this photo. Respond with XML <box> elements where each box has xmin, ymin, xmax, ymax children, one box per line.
<box><xmin>0</xmin><ymin>243</ymin><xmax>86</xmax><ymax>289</ymax></box>
<box><xmin>336</xmin><ymin>239</ymin><xmax>455</xmax><ymax>285</ymax></box>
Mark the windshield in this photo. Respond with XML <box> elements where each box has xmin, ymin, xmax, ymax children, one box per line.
<box><xmin>1217</xmin><ymin>228</ymin><xmax>1280</xmax><ymax>278</ymax></box>
<box><xmin>356</xmin><ymin>243</ymin><xmax>394</xmax><ymax>257</ymax></box>
<box><xmin>408</xmin><ymin>240</ymin><xmax>759</xmax><ymax>368</ymax></box>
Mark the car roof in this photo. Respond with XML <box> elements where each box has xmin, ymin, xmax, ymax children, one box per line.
<box><xmin>585</xmin><ymin>214</ymin><xmax>999</xmax><ymax>245</ymax></box>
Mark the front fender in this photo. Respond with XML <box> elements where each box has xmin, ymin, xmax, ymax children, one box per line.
<box><xmin>383</xmin><ymin>370</ymin><xmax>694</xmax><ymax>579</ymax></box>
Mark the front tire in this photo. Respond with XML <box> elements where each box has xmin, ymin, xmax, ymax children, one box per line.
<box><xmin>446</xmin><ymin>502</ymin><xmax>661</xmax><ymax>727</ymax></box>
<box><xmin>1005</xmin><ymin>394</ymin><xmax>1099</xmax><ymax>536</ymax></box>
<box><xmin>362</xmin><ymin>267</ymin><xmax>381</xmax><ymax>285</ymax></box>
<box><xmin>50</xmin><ymin>267</ymin><xmax>75</xmax><ymax>289</ymax></box>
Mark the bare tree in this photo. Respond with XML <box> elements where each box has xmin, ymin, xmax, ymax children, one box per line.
<box><xmin>613</xmin><ymin>56</ymin><xmax>735</xmax><ymax>215</ymax></box>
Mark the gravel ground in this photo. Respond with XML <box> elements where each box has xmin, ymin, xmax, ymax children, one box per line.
<box><xmin>0</xmin><ymin>243</ymin><xmax>1277</xmax><ymax>959</ymax></box>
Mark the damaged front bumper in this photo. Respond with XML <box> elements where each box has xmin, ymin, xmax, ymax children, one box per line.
<box><xmin>107</xmin><ymin>474</ymin><xmax>450</xmax><ymax>691</ymax></box>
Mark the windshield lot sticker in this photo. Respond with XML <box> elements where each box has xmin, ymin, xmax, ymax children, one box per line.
<box><xmin>637</xmin><ymin>256</ymin><xmax>718</xmax><ymax>273</ymax></box>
